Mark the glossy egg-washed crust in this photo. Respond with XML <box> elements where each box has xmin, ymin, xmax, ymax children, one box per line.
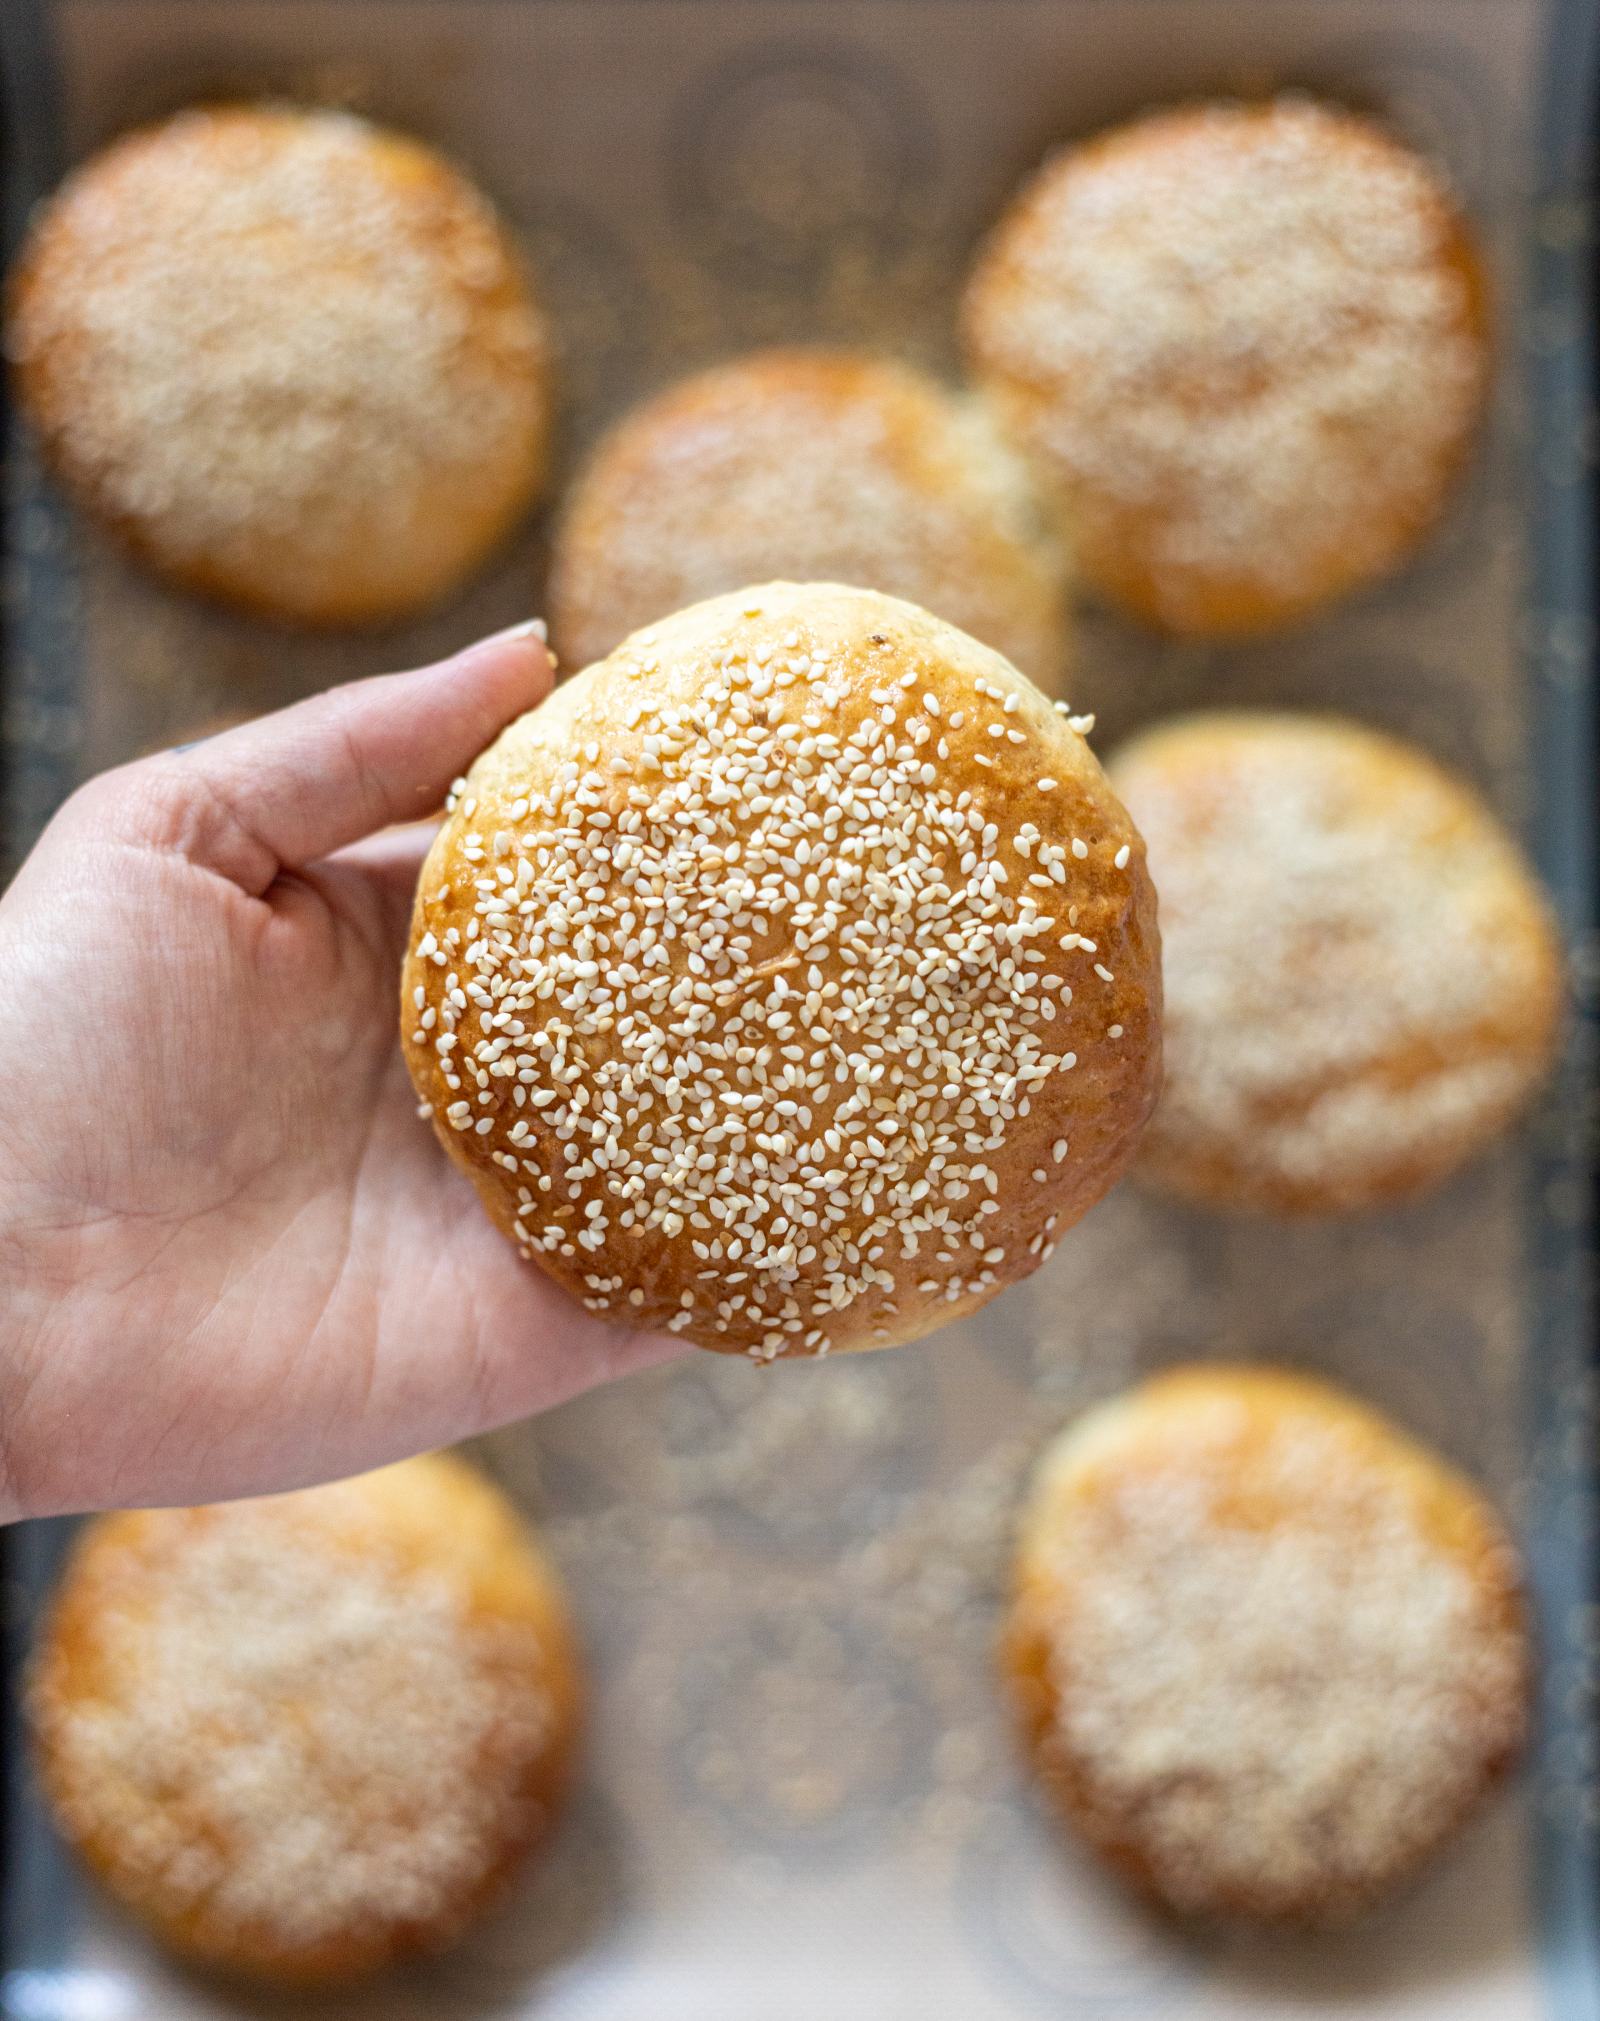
<box><xmin>1108</xmin><ymin>713</ymin><xmax>1563</xmax><ymax>1215</ymax></box>
<box><xmin>963</xmin><ymin>99</ymin><xmax>1489</xmax><ymax>637</ymax></box>
<box><xmin>30</xmin><ymin>1455</ymin><xmax>582</xmax><ymax>1986</ymax></box>
<box><xmin>7</xmin><ymin>104</ymin><xmax>551</xmax><ymax>627</ymax></box>
<box><xmin>403</xmin><ymin>583</ymin><xmax>1160</xmax><ymax>1358</ymax></box>
<box><xmin>549</xmin><ymin>348</ymin><xmax>1071</xmax><ymax>690</ymax></box>
<box><xmin>1005</xmin><ymin>1366</ymin><xmax>1529</xmax><ymax>1925</ymax></box>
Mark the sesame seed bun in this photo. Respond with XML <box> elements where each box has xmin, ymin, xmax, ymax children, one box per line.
<box><xmin>1107</xmin><ymin>711</ymin><xmax>1562</xmax><ymax>1215</ymax></box>
<box><xmin>7</xmin><ymin>105</ymin><xmax>552</xmax><ymax>627</ymax></box>
<box><xmin>550</xmin><ymin>349</ymin><xmax>1071</xmax><ymax>690</ymax></box>
<box><xmin>29</xmin><ymin>1453</ymin><xmax>581</xmax><ymax>1987</ymax></box>
<box><xmin>402</xmin><ymin>582</ymin><xmax>1160</xmax><ymax>1359</ymax></box>
<box><xmin>1007</xmin><ymin>1366</ymin><xmax>1529</xmax><ymax>1924</ymax></box>
<box><xmin>962</xmin><ymin>98</ymin><xmax>1489</xmax><ymax>637</ymax></box>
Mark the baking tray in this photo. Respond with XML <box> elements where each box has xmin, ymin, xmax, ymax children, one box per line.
<box><xmin>2</xmin><ymin>2</ymin><xmax>1596</xmax><ymax>2016</ymax></box>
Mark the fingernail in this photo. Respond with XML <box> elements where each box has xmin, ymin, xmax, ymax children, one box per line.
<box><xmin>475</xmin><ymin>617</ymin><xmax>548</xmax><ymax>650</ymax></box>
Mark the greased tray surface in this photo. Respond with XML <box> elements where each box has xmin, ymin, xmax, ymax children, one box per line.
<box><xmin>2</xmin><ymin>3</ymin><xmax>1596</xmax><ymax>2017</ymax></box>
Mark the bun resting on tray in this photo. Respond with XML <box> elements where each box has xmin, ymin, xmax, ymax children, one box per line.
<box><xmin>1107</xmin><ymin>711</ymin><xmax>1562</xmax><ymax>1215</ymax></box>
<box><xmin>963</xmin><ymin>97</ymin><xmax>1489</xmax><ymax>637</ymax></box>
<box><xmin>1006</xmin><ymin>1365</ymin><xmax>1529</xmax><ymax>1925</ymax></box>
<box><xmin>29</xmin><ymin>1454</ymin><xmax>581</xmax><ymax>1987</ymax></box>
<box><xmin>402</xmin><ymin>582</ymin><xmax>1161</xmax><ymax>1359</ymax></box>
<box><xmin>550</xmin><ymin>347</ymin><xmax>1071</xmax><ymax>690</ymax></box>
<box><xmin>6</xmin><ymin>104</ymin><xmax>552</xmax><ymax>627</ymax></box>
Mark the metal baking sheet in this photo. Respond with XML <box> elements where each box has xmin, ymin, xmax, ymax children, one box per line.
<box><xmin>2</xmin><ymin>2</ymin><xmax>1596</xmax><ymax>2017</ymax></box>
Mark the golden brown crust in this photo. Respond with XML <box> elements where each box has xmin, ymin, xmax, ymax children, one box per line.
<box><xmin>1107</xmin><ymin>712</ymin><xmax>1563</xmax><ymax>1214</ymax></box>
<box><xmin>7</xmin><ymin>104</ymin><xmax>551</xmax><ymax>627</ymax></box>
<box><xmin>549</xmin><ymin>348</ymin><xmax>1070</xmax><ymax>689</ymax></box>
<box><xmin>1006</xmin><ymin>1366</ymin><xmax>1529</xmax><ymax>1925</ymax></box>
<box><xmin>30</xmin><ymin>1454</ymin><xmax>581</xmax><ymax>1986</ymax></box>
<box><xmin>963</xmin><ymin>98</ymin><xmax>1489</xmax><ymax>637</ymax></box>
<box><xmin>402</xmin><ymin>582</ymin><xmax>1160</xmax><ymax>1358</ymax></box>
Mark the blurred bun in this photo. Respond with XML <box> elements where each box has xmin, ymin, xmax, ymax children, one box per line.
<box><xmin>403</xmin><ymin>582</ymin><xmax>1160</xmax><ymax>1358</ymax></box>
<box><xmin>963</xmin><ymin>98</ymin><xmax>1488</xmax><ymax>635</ymax></box>
<box><xmin>31</xmin><ymin>1454</ymin><xmax>581</xmax><ymax>1985</ymax></box>
<box><xmin>1007</xmin><ymin>1365</ymin><xmax>1529</xmax><ymax>1923</ymax></box>
<box><xmin>550</xmin><ymin>349</ymin><xmax>1070</xmax><ymax>687</ymax></box>
<box><xmin>1108</xmin><ymin>712</ymin><xmax>1561</xmax><ymax>1213</ymax></box>
<box><xmin>8</xmin><ymin>104</ymin><xmax>551</xmax><ymax>626</ymax></box>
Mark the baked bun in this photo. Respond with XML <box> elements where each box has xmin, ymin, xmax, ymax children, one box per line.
<box><xmin>963</xmin><ymin>98</ymin><xmax>1488</xmax><ymax>636</ymax></box>
<box><xmin>7</xmin><ymin>105</ymin><xmax>551</xmax><ymax>626</ymax></box>
<box><xmin>1007</xmin><ymin>1365</ymin><xmax>1529</xmax><ymax>1925</ymax></box>
<box><xmin>549</xmin><ymin>349</ymin><xmax>1070</xmax><ymax>687</ymax></box>
<box><xmin>30</xmin><ymin>1454</ymin><xmax>581</xmax><ymax>1986</ymax></box>
<box><xmin>402</xmin><ymin>582</ymin><xmax>1160</xmax><ymax>1358</ymax></box>
<box><xmin>1107</xmin><ymin>712</ymin><xmax>1561</xmax><ymax>1214</ymax></box>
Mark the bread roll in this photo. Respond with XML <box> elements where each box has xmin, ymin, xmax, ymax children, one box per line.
<box><xmin>7</xmin><ymin>105</ymin><xmax>552</xmax><ymax>626</ymax></box>
<box><xmin>1107</xmin><ymin>711</ymin><xmax>1561</xmax><ymax>1213</ymax></box>
<box><xmin>1007</xmin><ymin>1365</ymin><xmax>1529</xmax><ymax>1923</ymax></box>
<box><xmin>963</xmin><ymin>98</ymin><xmax>1488</xmax><ymax>636</ymax></box>
<box><xmin>30</xmin><ymin>1454</ymin><xmax>581</xmax><ymax>1985</ymax></box>
<box><xmin>550</xmin><ymin>348</ymin><xmax>1070</xmax><ymax>688</ymax></box>
<box><xmin>402</xmin><ymin>582</ymin><xmax>1160</xmax><ymax>1357</ymax></box>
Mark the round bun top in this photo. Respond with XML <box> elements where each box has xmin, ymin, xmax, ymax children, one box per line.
<box><xmin>963</xmin><ymin>97</ymin><xmax>1487</xmax><ymax>636</ymax></box>
<box><xmin>7</xmin><ymin>104</ymin><xmax>551</xmax><ymax>625</ymax></box>
<box><xmin>1011</xmin><ymin>1365</ymin><xmax>1528</xmax><ymax>1923</ymax></box>
<box><xmin>1108</xmin><ymin>711</ymin><xmax>1561</xmax><ymax>1214</ymax></box>
<box><xmin>29</xmin><ymin>1454</ymin><xmax>579</xmax><ymax>1983</ymax></box>
<box><xmin>550</xmin><ymin>348</ymin><xmax>1069</xmax><ymax>687</ymax></box>
<box><xmin>403</xmin><ymin>583</ymin><xmax>1160</xmax><ymax>1358</ymax></box>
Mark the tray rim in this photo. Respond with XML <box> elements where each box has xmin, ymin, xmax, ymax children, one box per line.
<box><xmin>1519</xmin><ymin>1</ymin><xmax>1600</xmax><ymax>2014</ymax></box>
<box><xmin>1</xmin><ymin>0</ymin><xmax>1596</xmax><ymax>2014</ymax></box>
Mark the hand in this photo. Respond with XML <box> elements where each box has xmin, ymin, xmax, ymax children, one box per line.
<box><xmin>0</xmin><ymin>628</ymin><xmax>678</xmax><ymax>1521</ymax></box>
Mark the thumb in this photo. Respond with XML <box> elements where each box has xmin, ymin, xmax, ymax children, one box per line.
<box><xmin>94</xmin><ymin>622</ymin><xmax>553</xmax><ymax>896</ymax></box>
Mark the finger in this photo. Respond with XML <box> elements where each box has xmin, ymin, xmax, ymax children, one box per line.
<box><xmin>116</xmin><ymin>623</ymin><xmax>552</xmax><ymax>896</ymax></box>
<box><xmin>310</xmin><ymin>822</ymin><xmax>441</xmax><ymax>948</ymax></box>
<box><xmin>395</xmin><ymin>1205</ymin><xmax>691</xmax><ymax>1442</ymax></box>
<box><xmin>469</xmin><ymin>1281</ymin><xmax>689</xmax><ymax>1427</ymax></box>
<box><xmin>375</xmin><ymin>1060</ymin><xmax>692</xmax><ymax>1429</ymax></box>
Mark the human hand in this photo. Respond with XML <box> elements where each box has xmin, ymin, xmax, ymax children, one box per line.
<box><xmin>0</xmin><ymin>629</ymin><xmax>679</xmax><ymax>1520</ymax></box>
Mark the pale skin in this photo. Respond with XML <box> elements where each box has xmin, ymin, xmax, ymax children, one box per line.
<box><xmin>0</xmin><ymin>627</ymin><xmax>678</xmax><ymax>1522</ymax></box>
